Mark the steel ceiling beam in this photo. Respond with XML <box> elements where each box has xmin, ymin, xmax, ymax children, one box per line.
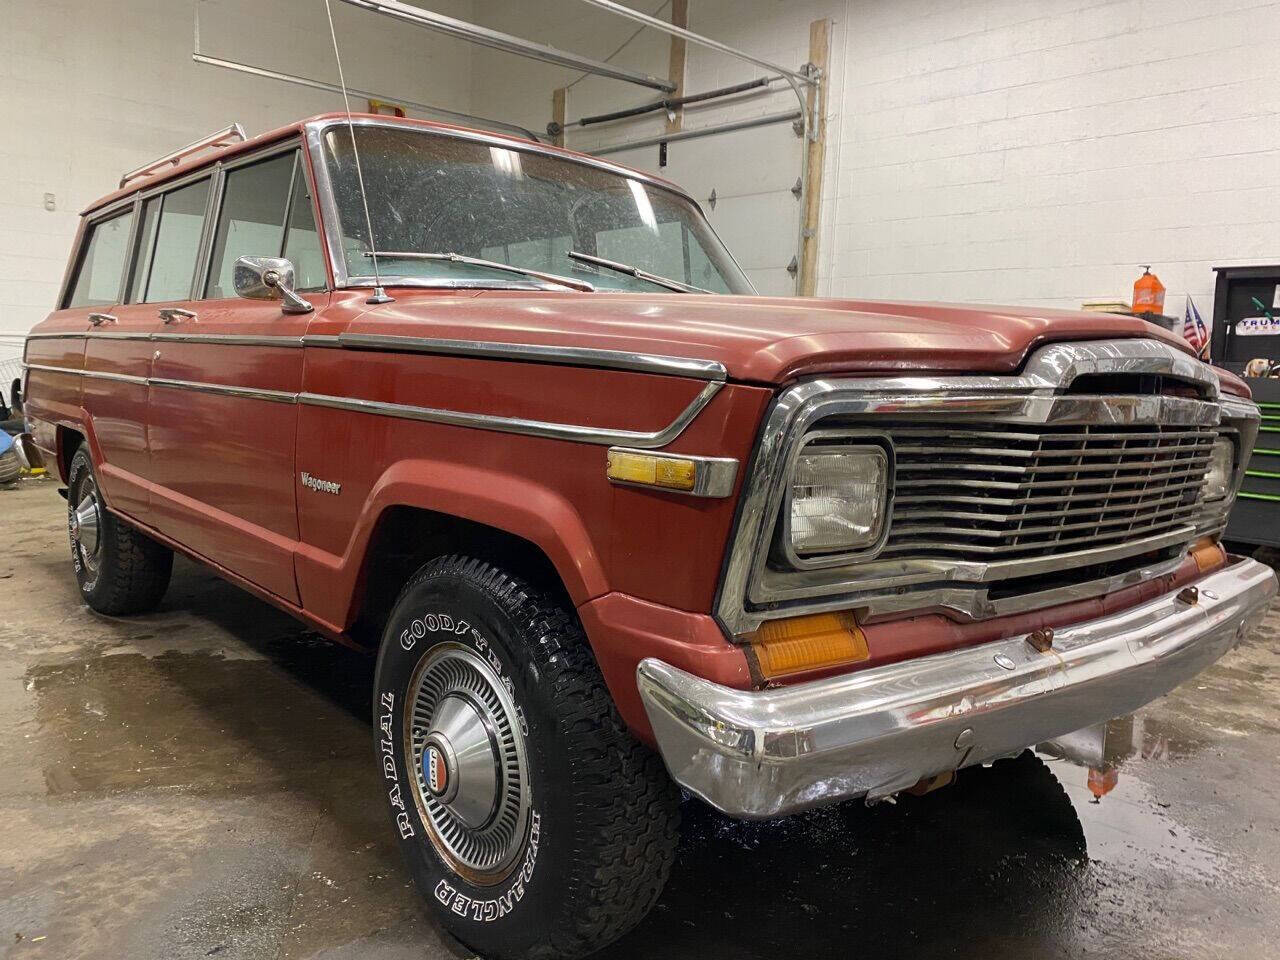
<box><xmin>337</xmin><ymin>0</ymin><xmax>676</xmax><ymax>92</ymax></box>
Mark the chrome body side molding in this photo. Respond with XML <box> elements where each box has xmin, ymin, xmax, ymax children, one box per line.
<box><xmin>296</xmin><ymin>380</ymin><xmax>722</xmax><ymax>448</ymax></box>
<box><xmin>24</xmin><ymin>331</ymin><xmax>728</xmax><ymax>381</ymax></box>
<box><xmin>333</xmin><ymin>333</ymin><xmax>727</xmax><ymax>381</ymax></box>
<box><xmin>21</xmin><ymin>362</ymin><xmax>721</xmax><ymax>448</ymax></box>
<box><xmin>149</xmin><ymin>377</ymin><xmax>297</xmax><ymax>404</ymax></box>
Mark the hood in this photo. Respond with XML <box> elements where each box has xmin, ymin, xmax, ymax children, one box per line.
<box><xmin>351</xmin><ymin>291</ymin><xmax>1196</xmax><ymax>385</ymax></box>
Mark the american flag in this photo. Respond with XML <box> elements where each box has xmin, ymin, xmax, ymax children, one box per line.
<box><xmin>1183</xmin><ymin>295</ymin><xmax>1209</xmax><ymax>359</ymax></box>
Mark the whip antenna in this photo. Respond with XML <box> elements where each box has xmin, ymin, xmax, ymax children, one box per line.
<box><xmin>322</xmin><ymin>0</ymin><xmax>393</xmax><ymax>304</ymax></box>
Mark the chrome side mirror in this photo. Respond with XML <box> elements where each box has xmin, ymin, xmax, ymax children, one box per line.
<box><xmin>233</xmin><ymin>256</ymin><xmax>314</xmax><ymax>314</ymax></box>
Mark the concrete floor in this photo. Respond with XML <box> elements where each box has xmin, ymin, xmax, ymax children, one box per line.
<box><xmin>1</xmin><ymin>478</ymin><xmax>1279</xmax><ymax>960</ymax></box>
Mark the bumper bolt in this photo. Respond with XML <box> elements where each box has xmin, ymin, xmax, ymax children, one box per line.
<box><xmin>954</xmin><ymin>728</ymin><xmax>974</xmax><ymax>750</ymax></box>
<box><xmin>993</xmin><ymin>653</ymin><xmax>1016</xmax><ymax>670</ymax></box>
<box><xmin>1026</xmin><ymin>627</ymin><xmax>1054</xmax><ymax>652</ymax></box>
<box><xmin>1177</xmin><ymin>585</ymin><xmax>1199</xmax><ymax>605</ymax></box>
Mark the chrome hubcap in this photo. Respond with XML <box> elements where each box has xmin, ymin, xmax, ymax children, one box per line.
<box><xmin>405</xmin><ymin>643</ymin><xmax>529</xmax><ymax>885</ymax></box>
<box><xmin>73</xmin><ymin>495</ymin><xmax>100</xmax><ymax>556</ymax></box>
<box><xmin>71</xmin><ymin>478</ymin><xmax>102</xmax><ymax>573</ymax></box>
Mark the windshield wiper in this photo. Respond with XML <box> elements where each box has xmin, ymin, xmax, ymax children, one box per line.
<box><xmin>364</xmin><ymin>251</ymin><xmax>595</xmax><ymax>292</ymax></box>
<box><xmin>565</xmin><ymin>250</ymin><xmax>709</xmax><ymax>294</ymax></box>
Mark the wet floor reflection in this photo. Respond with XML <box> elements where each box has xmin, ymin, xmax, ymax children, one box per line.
<box><xmin>3</xmin><ymin>530</ymin><xmax>1278</xmax><ymax>959</ymax></box>
<box><xmin>616</xmin><ymin>753</ymin><xmax>1092</xmax><ymax>960</ymax></box>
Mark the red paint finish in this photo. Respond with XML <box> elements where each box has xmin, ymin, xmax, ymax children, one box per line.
<box><xmin>380</xmin><ymin>290</ymin><xmax>1198</xmax><ymax>387</ymax></box>
<box><xmin>1217</xmin><ymin>366</ymin><xmax>1251</xmax><ymax>399</ymax></box>
<box><xmin>148</xmin><ymin>295</ymin><xmax>325</xmax><ymax>603</ymax></box>
<box><xmin>578</xmin><ymin>592</ymin><xmax>752</xmax><ymax>744</ymax></box>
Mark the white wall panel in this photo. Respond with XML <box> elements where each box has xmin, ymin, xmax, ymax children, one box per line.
<box><xmin>0</xmin><ymin>0</ymin><xmax>475</xmax><ymax>349</ymax></box>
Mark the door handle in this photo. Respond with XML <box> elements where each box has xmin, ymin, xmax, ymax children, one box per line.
<box><xmin>159</xmin><ymin>307</ymin><xmax>197</xmax><ymax>324</ymax></box>
<box><xmin>87</xmin><ymin>312</ymin><xmax>118</xmax><ymax>326</ymax></box>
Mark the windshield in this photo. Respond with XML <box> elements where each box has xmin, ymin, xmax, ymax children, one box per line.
<box><xmin>320</xmin><ymin>124</ymin><xmax>752</xmax><ymax>294</ymax></box>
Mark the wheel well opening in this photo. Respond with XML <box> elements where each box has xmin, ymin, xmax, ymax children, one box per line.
<box><xmin>349</xmin><ymin>507</ymin><xmax>573</xmax><ymax>649</ymax></box>
<box><xmin>56</xmin><ymin>427</ymin><xmax>85</xmax><ymax>483</ymax></box>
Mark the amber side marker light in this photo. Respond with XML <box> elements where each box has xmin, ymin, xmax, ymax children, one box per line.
<box><xmin>748</xmin><ymin>610</ymin><xmax>870</xmax><ymax>680</ymax></box>
<box><xmin>606</xmin><ymin>450</ymin><xmax>697</xmax><ymax>491</ymax></box>
<box><xmin>1190</xmin><ymin>537</ymin><xmax>1227</xmax><ymax>573</ymax></box>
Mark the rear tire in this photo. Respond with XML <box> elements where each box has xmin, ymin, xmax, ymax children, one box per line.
<box><xmin>66</xmin><ymin>446</ymin><xmax>172</xmax><ymax>614</ymax></box>
<box><xmin>373</xmin><ymin>554</ymin><xmax>679</xmax><ymax>960</ymax></box>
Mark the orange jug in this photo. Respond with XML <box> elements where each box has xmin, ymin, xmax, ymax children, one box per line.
<box><xmin>1132</xmin><ymin>265</ymin><xmax>1165</xmax><ymax>316</ymax></box>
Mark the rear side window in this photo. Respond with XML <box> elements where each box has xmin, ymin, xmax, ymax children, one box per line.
<box><xmin>137</xmin><ymin>177</ymin><xmax>211</xmax><ymax>303</ymax></box>
<box><xmin>65</xmin><ymin>209</ymin><xmax>135</xmax><ymax>308</ymax></box>
<box><xmin>204</xmin><ymin>153</ymin><xmax>295</xmax><ymax>299</ymax></box>
<box><xmin>125</xmin><ymin>195</ymin><xmax>161</xmax><ymax>304</ymax></box>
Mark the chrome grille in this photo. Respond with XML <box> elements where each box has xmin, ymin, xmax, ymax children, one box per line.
<box><xmin>883</xmin><ymin>422</ymin><xmax>1217</xmax><ymax>559</ymax></box>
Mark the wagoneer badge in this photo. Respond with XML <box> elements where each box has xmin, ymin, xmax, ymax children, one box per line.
<box><xmin>300</xmin><ymin>472</ymin><xmax>342</xmax><ymax>495</ymax></box>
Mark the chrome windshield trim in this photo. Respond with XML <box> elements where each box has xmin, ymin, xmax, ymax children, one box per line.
<box><xmin>716</xmin><ymin>338</ymin><xmax>1232</xmax><ymax>636</ymax></box>
<box><xmin>334</xmin><ymin>333</ymin><xmax>728</xmax><ymax>381</ymax></box>
<box><xmin>343</xmin><ymin>274</ymin><xmax>578</xmax><ymax>292</ymax></box>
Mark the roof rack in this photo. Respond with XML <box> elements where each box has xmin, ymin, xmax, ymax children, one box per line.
<box><xmin>119</xmin><ymin>122</ymin><xmax>248</xmax><ymax>187</ymax></box>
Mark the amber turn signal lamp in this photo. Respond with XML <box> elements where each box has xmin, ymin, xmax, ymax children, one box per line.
<box><xmin>606</xmin><ymin>450</ymin><xmax>697</xmax><ymax>491</ymax></box>
<box><xmin>1190</xmin><ymin>537</ymin><xmax>1227</xmax><ymax>573</ymax></box>
<box><xmin>748</xmin><ymin>610</ymin><xmax>869</xmax><ymax>680</ymax></box>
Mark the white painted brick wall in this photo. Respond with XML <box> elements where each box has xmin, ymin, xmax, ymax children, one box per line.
<box><xmin>0</xmin><ymin>0</ymin><xmax>475</xmax><ymax>352</ymax></box>
<box><xmin>468</xmin><ymin>0</ymin><xmax>1280</xmax><ymax>319</ymax></box>
<box><xmin>829</xmin><ymin>0</ymin><xmax>1280</xmax><ymax>324</ymax></box>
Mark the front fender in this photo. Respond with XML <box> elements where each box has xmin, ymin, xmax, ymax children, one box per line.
<box><xmin>294</xmin><ymin>457</ymin><xmax>607</xmax><ymax>630</ymax></box>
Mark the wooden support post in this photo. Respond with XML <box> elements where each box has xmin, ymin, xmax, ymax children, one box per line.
<box><xmin>552</xmin><ymin>87</ymin><xmax>568</xmax><ymax>147</ymax></box>
<box><xmin>665</xmin><ymin>0</ymin><xmax>689</xmax><ymax>134</ymax></box>
<box><xmin>799</xmin><ymin>18</ymin><xmax>829</xmax><ymax>297</ymax></box>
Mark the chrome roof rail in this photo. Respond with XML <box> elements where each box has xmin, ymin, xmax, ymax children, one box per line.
<box><xmin>119</xmin><ymin>123</ymin><xmax>247</xmax><ymax>187</ymax></box>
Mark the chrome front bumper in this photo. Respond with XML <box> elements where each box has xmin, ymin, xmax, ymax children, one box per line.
<box><xmin>638</xmin><ymin>558</ymin><xmax>1277</xmax><ymax>819</ymax></box>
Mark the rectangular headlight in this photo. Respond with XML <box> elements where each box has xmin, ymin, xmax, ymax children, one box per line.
<box><xmin>1203</xmin><ymin>437</ymin><xmax>1234</xmax><ymax>502</ymax></box>
<box><xmin>789</xmin><ymin>444</ymin><xmax>889</xmax><ymax>557</ymax></box>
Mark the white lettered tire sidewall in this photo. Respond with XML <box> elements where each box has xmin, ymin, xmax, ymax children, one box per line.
<box><xmin>375</xmin><ymin>570</ymin><xmax>569</xmax><ymax>954</ymax></box>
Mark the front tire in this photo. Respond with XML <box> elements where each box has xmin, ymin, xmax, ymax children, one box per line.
<box><xmin>66</xmin><ymin>446</ymin><xmax>172</xmax><ymax>614</ymax></box>
<box><xmin>374</xmin><ymin>555</ymin><xmax>679</xmax><ymax>960</ymax></box>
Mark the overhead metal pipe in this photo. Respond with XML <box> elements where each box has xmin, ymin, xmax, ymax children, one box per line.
<box><xmin>564</xmin><ymin>76</ymin><xmax>772</xmax><ymax>132</ymax></box>
<box><xmin>192</xmin><ymin>53</ymin><xmax>543</xmax><ymax>143</ymax></box>
<box><xmin>571</xmin><ymin>0</ymin><xmax>815</xmax><ymax>86</ymax></box>
<box><xmin>571</xmin><ymin>0</ymin><xmax>819</xmax><ymax>293</ymax></box>
<box><xmin>337</xmin><ymin>0</ymin><xmax>676</xmax><ymax>92</ymax></box>
<box><xmin>587</xmin><ymin>110</ymin><xmax>802</xmax><ymax>156</ymax></box>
